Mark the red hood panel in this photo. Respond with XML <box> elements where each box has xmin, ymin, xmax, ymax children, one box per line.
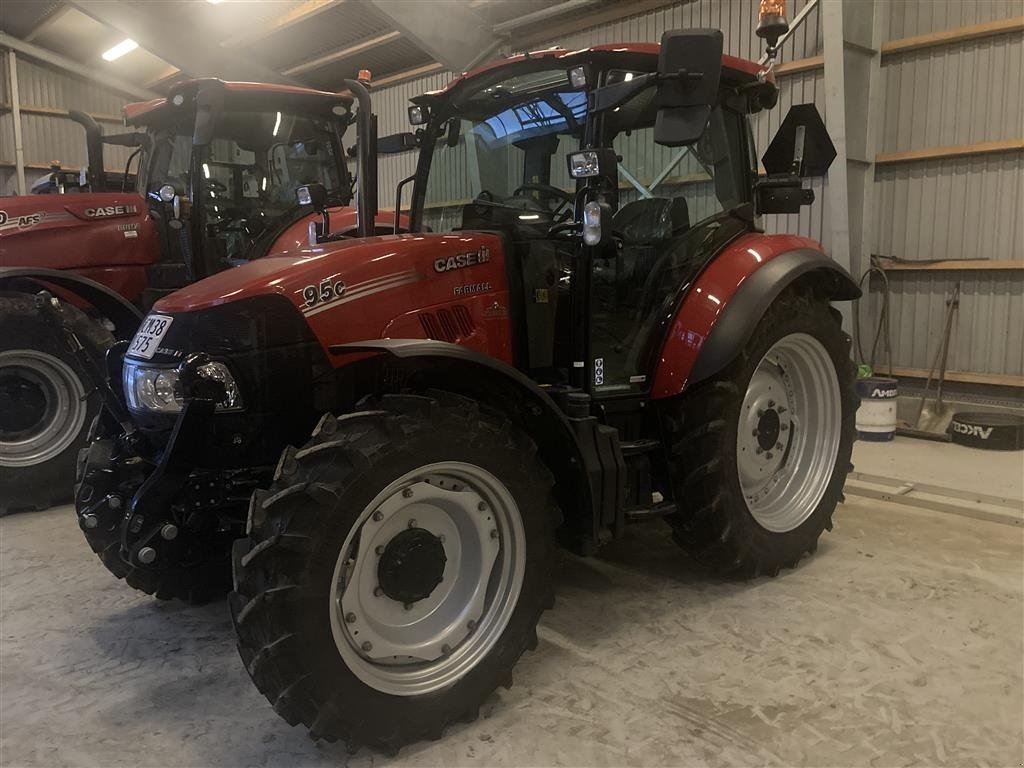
<box><xmin>0</xmin><ymin>192</ymin><xmax>157</xmax><ymax>270</ymax></box>
<box><xmin>153</xmin><ymin>232</ymin><xmax>504</xmax><ymax>315</ymax></box>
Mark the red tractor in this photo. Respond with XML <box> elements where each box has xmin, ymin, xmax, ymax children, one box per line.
<box><xmin>0</xmin><ymin>78</ymin><xmax>391</xmax><ymax>513</ymax></box>
<box><xmin>73</xmin><ymin>28</ymin><xmax>858</xmax><ymax>751</ymax></box>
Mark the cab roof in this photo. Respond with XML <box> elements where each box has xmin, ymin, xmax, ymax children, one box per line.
<box><xmin>415</xmin><ymin>43</ymin><xmax>773</xmax><ymax>108</ymax></box>
<box><xmin>123</xmin><ymin>78</ymin><xmax>353</xmax><ymax>126</ymax></box>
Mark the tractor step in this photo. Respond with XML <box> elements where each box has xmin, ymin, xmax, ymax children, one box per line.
<box><xmin>624</xmin><ymin>501</ymin><xmax>677</xmax><ymax>520</ymax></box>
<box><xmin>621</xmin><ymin>438</ymin><xmax>660</xmax><ymax>456</ymax></box>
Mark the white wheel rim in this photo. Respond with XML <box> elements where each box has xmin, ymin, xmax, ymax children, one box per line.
<box><xmin>735</xmin><ymin>333</ymin><xmax>841</xmax><ymax>533</ymax></box>
<box><xmin>0</xmin><ymin>350</ymin><xmax>87</xmax><ymax>468</ymax></box>
<box><xmin>329</xmin><ymin>461</ymin><xmax>526</xmax><ymax>696</ymax></box>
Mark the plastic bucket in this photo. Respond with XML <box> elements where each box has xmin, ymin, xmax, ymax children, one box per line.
<box><xmin>855</xmin><ymin>376</ymin><xmax>898</xmax><ymax>441</ymax></box>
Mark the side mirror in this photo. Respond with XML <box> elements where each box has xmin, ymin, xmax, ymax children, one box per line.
<box><xmin>378</xmin><ymin>132</ymin><xmax>418</xmax><ymax>154</ymax></box>
<box><xmin>654</xmin><ymin>29</ymin><xmax>723</xmax><ymax>147</ymax></box>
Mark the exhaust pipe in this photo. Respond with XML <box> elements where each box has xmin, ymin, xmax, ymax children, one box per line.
<box><xmin>339</xmin><ymin>78</ymin><xmax>378</xmax><ymax>238</ymax></box>
<box><xmin>68</xmin><ymin>110</ymin><xmax>106</xmax><ymax>192</ymax></box>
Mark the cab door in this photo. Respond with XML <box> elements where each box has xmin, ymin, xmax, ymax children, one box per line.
<box><xmin>588</xmin><ymin>104</ymin><xmax>754</xmax><ymax>396</ymax></box>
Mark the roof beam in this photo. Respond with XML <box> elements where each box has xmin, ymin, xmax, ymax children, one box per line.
<box><xmin>144</xmin><ymin>64</ymin><xmax>182</xmax><ymax>90</ymax></box>
<box><xmin>367</xmin><ymin>0</ymin><xmax>497</xmax><ymax>73</ymax></box>
<box><xmin>220</xmin><ymin>0</ymin><xmax>341</xmax><ymax>49</ymax></box>
<box><xmin>282</xmin><ymin>30</ymin><xmax>402</xmax><ymax>76</ymax></box>
<box><xmin>23</xmin><ymin>3</ymin><xmax>72</xmax><ymax>42</ymax></box>
<box><xmin>0</xmin><ymin>31</ymin><xmax>157</xmax><ymax>100</ymax></box>
<box><xmin>68</xmin><ymin>0</ymin><xmax>297</xmax><ymax>84</ymax></box>
<box><xmin>372</xmin><ymin>61</ymin><xmax>445</xmax><ymax>88</ymax></box>
<box><xmin>512</xmin><ymin>0</ymin><xmax>678</xmax><ymax>48</ymax></box>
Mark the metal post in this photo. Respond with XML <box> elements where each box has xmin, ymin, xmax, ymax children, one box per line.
<box><xmin>8</xmin><ymin>50</ymin><xmax>27</xmax><ymax>195</ymax></box>
<box><xmin>856</xmin><ymin>1</ymin><xmax>885</xmax><ymax>284</ymax></box>
<box><xmin>821</xmin><ymin>0</ymin><xmax>852</xmax><ymax>330</ymax></box>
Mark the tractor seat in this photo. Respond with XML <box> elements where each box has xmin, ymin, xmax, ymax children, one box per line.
<box><xmin>612</xmin><ymin>196</ymin><xmax>689</xmax><ymax>244</ymax></box>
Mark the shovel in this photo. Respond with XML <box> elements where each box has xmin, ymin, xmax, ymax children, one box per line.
<box><xmin>901</xmin><ymin>282</ymin><xmax>960</xmax><ymax>439</ymax></box>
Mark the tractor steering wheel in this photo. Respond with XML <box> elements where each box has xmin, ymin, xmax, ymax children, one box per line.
<box><xmin>512</xmin><ymin>183</ymin><xmax>573</xmax><ymax>219</ymax></box>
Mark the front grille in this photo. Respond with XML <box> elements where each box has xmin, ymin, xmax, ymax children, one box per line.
<box><xmin>418</xmin><ymin>305</ymin><xmax>474</xmax><ymax>342</ymax></box>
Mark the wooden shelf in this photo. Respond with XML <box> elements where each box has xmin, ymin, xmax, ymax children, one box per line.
<box><xmin>887</xmin><ymin>366</ymin><xmax>1024</xmax><ymax>388</ymax></box>
<box><xmin>882</xmin><ymin>16</ymin><xmax>1024</xmax><ymax>58</ymax></box>
<box><xmin>775</xmin><ymin>55</ymin><xmax>824</xmax><ymax>77</ymax></box>
<box><xmin>875</xmin><ymin>139</ymin><xmax>1024</xmax><ymax>165</ymax></box>
<box><xmin>875</xmin><ymin>259</ymin><xmax>1024</xmax><ymax>272</ymax></box>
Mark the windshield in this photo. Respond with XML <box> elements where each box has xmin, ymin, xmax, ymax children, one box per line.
<box><xmin>418</xmin><ymin>66</ymin><xmax>752</xmax><ymax>235</ymax></box>
<box><xmin>420</xmin><ymin>73</ymin><xmax>586</xmax><ymax>232</ymax></box>
<box><xmin>147</xmin><ymin>108</ymin><xmax>349</xmax><ymax>262</ymax></box>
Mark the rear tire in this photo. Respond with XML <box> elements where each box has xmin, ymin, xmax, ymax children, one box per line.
<box><xmin>663</xmin><ymin>289</ymin><xmax>856</xmax><ymax>577</ymax></box>
<box><xmin>0</xmin><ymin>292</ymin><xmax>113</xmax><ymax>515</ymax></box>
<box><xmin>230</xmin><ymin>392</ymin><xmax>557</xmax><ymax>753</ymax></box>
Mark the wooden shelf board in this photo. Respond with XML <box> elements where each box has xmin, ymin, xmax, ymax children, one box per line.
<box><xmin>882</xmin><ymin>16</ymin><xmax>1024</xmax><ymax>58</ymax></box>
<box><xmin>875</xmin><ymin>259</ymin><xmax>1024</xmax><ymax>272</ymax></box>
<box><xmin>875</xmin><ymin>139</ymin><xmax>1024</xmax><ymax>165</ymax></box>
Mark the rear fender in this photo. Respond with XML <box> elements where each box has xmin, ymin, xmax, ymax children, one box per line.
<box><xmin>0</xmin><ymin>267</ymin><xmax>142</xmax><ymax>340</ymax></box>
<box><xmin>331</xmin><ymin>339</ymin><xmax>590</xmax><ymax>535</ymax></box>
<box><xmin>650</xmin><ymin>236</ymin><xmax>860</xmax><ymax>398</ymax></box>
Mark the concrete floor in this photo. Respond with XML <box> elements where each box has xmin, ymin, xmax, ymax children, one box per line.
<box><xmin>1</xmin><ymin>459</ymin><xmax>1022</xmax><ymax>766</ymax></box>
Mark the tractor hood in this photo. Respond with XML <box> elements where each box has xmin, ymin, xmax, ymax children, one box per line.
<box><xmin>153</xmin><ymin>230</ymin><xmax>505</xmax><ymax>319</ymax></box>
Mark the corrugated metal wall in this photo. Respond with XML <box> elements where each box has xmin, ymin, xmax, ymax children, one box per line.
<box><xmin>1</xmin><ymin>55</ymin><xmax>133</xmax><ymax>196</ymax></box>
<box><xmin>871</xmin><ymin>0</ymin><xmax>1024</xmax><ymax>378</ymax></box>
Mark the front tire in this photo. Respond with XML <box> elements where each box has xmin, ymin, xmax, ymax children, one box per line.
<box><xmin>0</xmin><ymin>292</ymin><xmax>113</xmax><ymax>515</ymax></box>
<box><xmin>663</xmin><ymin>289</ymin><xmax>856</xmax><ymax>577</ymax></box>
<box><xmin>230</xmin><ymin>392</ymin><xmax>557</xmax><ymax>752</ymax></box>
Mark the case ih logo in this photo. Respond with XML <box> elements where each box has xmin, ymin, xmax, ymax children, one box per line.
<box><xmin>83</xmin><ymin>204</ymin><xmax>139</xmax><ymax>218</ymax></box>
<box><xmin>951</xmin><ymin>422</ymin><xmax>993</xmax><ymax>440</ymax></box>
<box><xmin>0</xmin><ymin>210</ymin><xmax>45</xmax><ymax>231</ymax></box>
<box><xmin>434</xmin><ymin>246</ymin><xmax>490</xmax><ymax>273</ymax></box>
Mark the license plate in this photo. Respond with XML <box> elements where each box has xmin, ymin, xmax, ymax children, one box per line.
<box><xmin>128</xmin><ymin>314</ymin><xmax>173</xmax><ymax>360</ymax></box>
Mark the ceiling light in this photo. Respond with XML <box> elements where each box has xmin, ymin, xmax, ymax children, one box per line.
<box><xmin>102</xmin><ymin>38</ymin><xmax>138</xmax><ymax>62</ymax></box>
<box><xmin>206</xmin><ymin>0</ymin><xmax>225</xmax><ymax>4</ymax></box>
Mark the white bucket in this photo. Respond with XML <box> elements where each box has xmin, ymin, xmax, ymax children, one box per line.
<box><xmin>855</xmin><ymin>377</ymin><xmax>897</xmax><ymax>441</ymax></box>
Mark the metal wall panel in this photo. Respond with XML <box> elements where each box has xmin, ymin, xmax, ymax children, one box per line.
<box><xmin>1</xmin><ymin>56</ymin><xmax>134</xmax><ymax>195</ymax></box>
<box><xmin>880</xmin><ymin>270</ymin><xmax>1024</xmax><ymax>377</ymax></box>
<box><xmin>874</xmin><ymin>152</ymin><xmax>1024</xmax><ymax>263</ymax></box>
<box><xmin>885</xmin><ymin>0</ymin><xmax>1023</xmax><ymax>39</ymax></box>
<box><xmin>868</xmin><ymin>0</ymin><xmax>1024</xmax><ymax>379</ymax></box>
<box><xmin>878</xmin><ymin>33</ymin><xmax>1024</xmax><ymax>154</ymax></box>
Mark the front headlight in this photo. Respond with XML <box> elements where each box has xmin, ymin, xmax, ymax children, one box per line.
<box><xmin>123</xmin><ymin>359</ymin><xmax>243</xmax><ymax>414</ymax></box>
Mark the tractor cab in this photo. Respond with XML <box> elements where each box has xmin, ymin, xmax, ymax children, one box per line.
<box><xmin>108</xmin><ymin>80</ymin><xmax>356</xmax><ymax>287</ymax></box>
<box><xmin>400</xmin><ymin>38</ymin><xmax>795</xmax><ymax>398</ymax></box>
